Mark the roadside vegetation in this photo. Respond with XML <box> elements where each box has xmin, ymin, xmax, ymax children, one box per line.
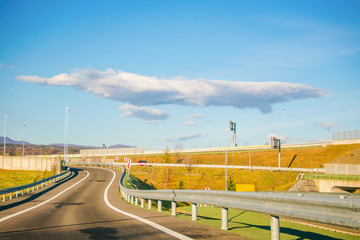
<box><xmin>123</xmin><ymin>144</ymin><xmax>360</xmax><ymax>191</ymax></box>
<box><xmin>174</xmin><ymin>205</ymin><xmax>359</xmax><ymax>240</ymax></box>
<box><xmin>0</xmin><ymin>167</ymin><xmax>58</xmax><ymax>189</ymax></box>
<box><xmin>122</xmin><ymin>170</ymin><xmax>360</xmax><ymax>240</ymax></box>
<box><xmin>123</xmin><ymin>143</ymin><xmax>360</xmax><ymax>169</ymax></box>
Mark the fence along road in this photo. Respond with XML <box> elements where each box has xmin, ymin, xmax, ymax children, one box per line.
<box><xmin>69</xmin><ymin>162</ymin><xmax>360</xmax><ymax>240</ymax></box>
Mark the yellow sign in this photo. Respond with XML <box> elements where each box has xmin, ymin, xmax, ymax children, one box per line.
<box><xmin>236</xmin><ymin>184</ymin><xmax>255</xmax><ymax>192</ymax></box>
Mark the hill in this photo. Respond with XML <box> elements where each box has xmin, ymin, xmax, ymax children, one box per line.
<box><xmin>126</xmin><ymin>144</ymin><xmax>360</xmax><ymax>191</ymax></box>
<box><xmin>0</xmin><ymin>137</ymin><xmax>31</xmax><ymax>145</ymax></box>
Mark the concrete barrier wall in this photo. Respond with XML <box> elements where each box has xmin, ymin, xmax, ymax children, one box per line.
<box><xmin>325</xmin><ymin>163</ymin><xmax>360</xmax><ymax>175</ymax></box>
<box><xmin>332</xmin><ymin>139</ymin><xmax>360</xmax><ymax>145</ymax></box>
<box><xmin>80</xmin><ymin>147</ymin><xmax>143</xmax><ymax>156</ymax></box>
<box><xmin>313</xmin><ymin>179</ymin><xmax>360</xmax><ymax>193</ymax></box>
<box><xmin>0</xmin><ymin>156</ymin><xmax>60</xmax><ymax>171</ymax></box>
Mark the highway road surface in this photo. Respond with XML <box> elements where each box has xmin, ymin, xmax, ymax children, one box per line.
<box><xmin>0</xmin><ymin>167</ymin><xmax>245</xmax><ymax>239</ymax></box>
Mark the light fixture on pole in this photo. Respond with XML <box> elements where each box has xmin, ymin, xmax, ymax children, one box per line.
<box><xmin>4</xmin><ymin>115</ymin><xmax>8</xmax><ymax>157</ymax></box>
<box><xmin>64</xmin><ymin>107</ymin><xmax>70</xmax><ymax>162</ymax></box>
<box><xmin>229</xmin><ymin>121</ymin><xmax>237</xmax><ymax>147</ymax></box>
<box><xmin>271</xmin><ymin>136</ymin><xmax>281</xmax><ymax>168</ymax></box>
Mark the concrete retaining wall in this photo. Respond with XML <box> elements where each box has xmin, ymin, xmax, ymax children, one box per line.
<box><xmin>80</xmin><ymin>147</ymin><xmax>143</xmax><ymax>156</ymax></box>
<box><xmin>0</xmin><ymin>156</ymin><xmax>60</xmax><ymax>171</ymax></box>
<box><xmin>313</xmin><ymin>179</ymin><xmax>360</xmax><ymax>193</ymax></box>
<box><xmin>325</xmin><ymin>163</ymin><xmax>360</xmax><ymax>175</ymax></box>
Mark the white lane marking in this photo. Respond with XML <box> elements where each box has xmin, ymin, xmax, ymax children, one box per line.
<box><xmin>0</xmin><ymin>170</ymin><xmax>90</xmax><ymax>223</ymax></box>
<box><xmin>104</xmin><ymin>169</ymin><xmax>193</xmax><ymax>240</ymax></box>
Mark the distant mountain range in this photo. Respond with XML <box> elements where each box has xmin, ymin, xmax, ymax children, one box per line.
<box><xmin>0</xmin><ymin>137</ymin><xmax>135</xmax><ymax>149</ymax></box>
<box><xmin>0</xmin><ymin>137</ymin><xmax>31</xmax><ymax>145</ymax></box>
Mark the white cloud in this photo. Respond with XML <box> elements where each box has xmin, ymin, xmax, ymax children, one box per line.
<box><xmin>118</xmin><ymin>103</ymin><xmax>169</xmax><ymax>122</ymax></box>
<box><xmin>182</xmin><ymin>121</ymin><xmax>197</xmax><ymax>126</ymax></box>
<box><xmin>17</xmin><ymin>68</ymin><xmax>329</xmax><ymax>113</ymax></box>
<box><xmin>0</xmin><ymin>63</ymin><xmax>15</xmax><ymax>69</ymax></box>
<box><xmin>163</xmin><ymin>133</ymin><xmax>205</xmax><ymax>142</ymax></box>
<box><xmin>186</xmin><ymin>114</ymin><xmax>207</xmax><ymax>119</ymax></box>
<box><xmin>317</xmin><ymin>122</ymin><xmax>339</xmax><ymax>130</ymax></box>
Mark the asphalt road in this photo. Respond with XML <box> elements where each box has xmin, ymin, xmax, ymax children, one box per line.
<box><xmin>0</xmin><ymin>167</ymin><xmax>245</xmax><ymax>239</ymax></box>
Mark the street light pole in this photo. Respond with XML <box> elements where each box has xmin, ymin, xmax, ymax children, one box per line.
<box><xmin>282</xmin><ymin>109</ymin><xmax>286</xmax><ymax>144</ymax></box>
<box><xmin>64</xmin><ymin>107</ymin><xmax>70</xmax><ymax>162</ymax></box>
<box><xmin>225</xmin><ymin>128</ymin><xmax>230</xmax><ymax>191</ymax></box>
<box><xmin>22</xmin><ymin>124</ymin><xmax>26</xmax><ymax>157</ymax></box>
<box><xmin>4</xmin><ymin>115</ymin><xmax>8</xmax><ymax>157</ymax></box>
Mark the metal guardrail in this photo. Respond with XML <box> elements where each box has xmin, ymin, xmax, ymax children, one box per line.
<box><xmin>68</xmin><ymin>162</ymin><xmax>360</xmax><ymax>240</ymax></box>
<box><xmin>303</xmin><ymin>173</ymin><xmax>360</xmax><ymax>181</ymax></box>
<box><xmin>33</xmin><ymin>141</ymin><xmax>332</xmax><ymax>158</ymax></box>
<box><xmin>0</xmin><ymin>168</ymin><xmax>71</xmax><ymax>202</ymax></box>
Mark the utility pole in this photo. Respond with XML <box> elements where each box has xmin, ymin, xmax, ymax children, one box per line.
<box><xmin>22</xmin><ymin>124</ymin><xmax>26</xmax><ymax>156</ymax></box>
<box><xmin>4</xmin><ymin>115</ymin><xmax>8</xmax><ymax>157</ymax></box>
<box><xmin>64</xmin><ymin>107</ymin><xmax>70</xmax><ymax>162</ymax></box>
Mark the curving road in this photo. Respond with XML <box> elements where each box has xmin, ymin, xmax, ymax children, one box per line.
<box><xmin>0</xmin><ymin>167</ymin><xmax>244</xmax><ymax>239</ymax></box>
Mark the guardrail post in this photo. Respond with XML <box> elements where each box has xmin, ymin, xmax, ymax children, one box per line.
<box><xmin>2</xmin><ymin>194</ymin><xmax>5</xmax><ymax>202</ymax></box>
<box><xmin>16</xmin><ymin>191</ymin><xmax>18</xmax><ymax>198</ymax></box>
<box><xmin>9</xmin><ymin>193</ymin><xmax>12</xmax><ymax>200</ymax></box>
<box><xmin>158</xmin><ymin>200</ymin><xmax>162</xmax><ymax>212</ymax></box>
<box><xmin>141</xmin><ymin>198</ymin><xmax>144</xmax><ymax>208</ymax></box>
<box><xmin>148</xmin><ymin>199</ymin><xmax>152</xmax><ymax>209</ymax></box>
<box><xmin>135</xmin><ymin>197</ymin><xmax>138</xmax><ymax>206</ymax></box>
<box><xmin>192</xmin><ymin>203</ymin><xmax>197</xmax><ymax>221</ymax></box>
<box><xmin>171</xmin><ymin>201</ymin><xmax>177</xmax><ymax>216</ymax></box>
<box><xmin>131</xmin><ymin>196</ymin><xmax>134</xmax><ymax>204</ymax></box>
<box><xmin>221</xmin><ymin>207</ymin><xmax>228</xmax><ymax>230</ymax></box>
<box><xmin>270</xmin><ymin>215</ymin><xmax>280</xmax><ymax>240</ymax></box>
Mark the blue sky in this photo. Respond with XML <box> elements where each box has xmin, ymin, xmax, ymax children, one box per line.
<box><xmin>1</xmin><ymin>0</ymin><xmax>359</xmax><ymax>150</ymax></box>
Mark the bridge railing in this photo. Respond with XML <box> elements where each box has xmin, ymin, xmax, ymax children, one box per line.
<box><xmin>0</xmin><ymin>168</ymin><xmax>71</xmax><ymax>202</ymax></box>
<box><xmin>68</xmin><ymin>162</ymin><xmax>360</xmax><ymax>240</ymax></box>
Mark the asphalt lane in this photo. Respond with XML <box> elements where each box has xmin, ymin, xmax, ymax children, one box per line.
<box><xmin>0</xmin><ymin>167</ymin><xmax>245</xmax><ymax>239</ymax></box>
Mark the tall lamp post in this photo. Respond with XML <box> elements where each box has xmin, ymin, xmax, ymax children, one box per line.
<box><xmin>225</xmin><ymin>128</ymin><xmax>231</xmax><ymax>191</ymax></box>
<box><xmin>64</xmin><ymin>107</ymin><xmax>70</xmax><ymax>162</ymax></box>
<box><xmin>22</xmin><ymin>124</ymin><xmax>26</xmax><ymax>156</ymax></box>
<box><xmin>282</xmin><ymin>109</ymin><xmax>286</xmax><ymax>144</ymax></box>
<box><xmin>3</xmin><ymin>115</ymin><xmax>8</xmax><ymax>157</ymax></box>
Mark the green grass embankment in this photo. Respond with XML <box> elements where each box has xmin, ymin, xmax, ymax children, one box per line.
<box><xmin>0</xmin><ymin>169</ymin><xmax>58</xmax><ymax>189</ymax></box>
<box><xmin>122</xmin><ymin>173</ymin><xmax>359</xmax><ymax>239</ymax></box>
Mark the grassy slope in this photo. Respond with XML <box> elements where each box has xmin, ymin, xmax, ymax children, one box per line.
<box><xmin>175</xmin><ymin>206</ymin><xmax>359</xmax><ymax>240</ymax></box>
<box><xmin>0</xmin><ymin>169</ymin><xmax>58</xmax><ymax>189</ymax></box>
<box><xmin>126</xmin><ymin>144</ymin><xmax>360</xmax><ymax>191</ymax></box>
<box><xmin>129</xmin><ymin>144</ymin><xmax>360</xmax><ymax>168</ymax></box>
<box><xmin>122</xmin><ymin>173</ymin><xmax>359</xmax><ymax>240</ymax></box>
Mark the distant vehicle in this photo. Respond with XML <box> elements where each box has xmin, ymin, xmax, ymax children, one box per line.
<box><xmin>138</xmin><ymin>160</ymin><xmax>148</xmax><ymax>166</ymax></box>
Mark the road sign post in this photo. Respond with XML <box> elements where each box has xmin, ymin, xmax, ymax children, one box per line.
<box><xmin>271</xmin><ymin>137</ymin><xmax>281</xmax><ymax>168</ymax></box>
